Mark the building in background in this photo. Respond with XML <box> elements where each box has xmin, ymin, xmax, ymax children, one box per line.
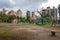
<box><xmin>41</xmin><ymin>6</ymin><xmax>57</xmax><ymax>20</ymax></box>
<box><xmin>7</xmin><ymin>10</ymin><xmax>16</xmax><ymax>16</ymax></box>
<box><xmin>46</xmin><ymin>7</ymin><xmax>51</xmax><ymax>16</ymax></box>
<box><xmin>42</xmin><ymin>9</ymin><xmax>46</xmax><ymax>16</ymax></box>
<box><xmin>0</xmin><ymin>8</ymin><xmax>7</xmax><ymax>15</ymax></box>
<box><xmin>41</xmin><ymin>7</ymin><xmax>51</xmax><ymax>16</ymax></box>
<box><xmin>26</xmin><ymin>11</ymin><xmax>30</xmax><ymax>22</ymax></box>
<box><xmin>58</xmin><ymin>4</ymin><xmax>60</xmax><ymax>20</ymax></box>
<box><xmin>2</xmin><ymin>8</ymin><xmax>7</xmax><ymax>14</ymax></box>
<box><xmin>26</xmin><ymin>11</ymin><xmax>30</xmax><ymax>18</ymax></box>
<box><xmin>51</xmin><ymin>7</ymin><xmax>57</xmax><ymax>20</ymax></box>
<box><xmin>31</xmin><ymin>12</ymin><xmax>36</xmax><ymax>20</ymax></box>
<box><xmin>16</xmin><ymin>9</ymin><xmax>22</xmax><ymax>18</ymax></box>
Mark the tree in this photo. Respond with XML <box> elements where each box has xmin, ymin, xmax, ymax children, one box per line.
<box><xmin>8</xmin><ymin>15</ymin><xmax>16</xmax><ymax>23</ymax></box>
<box><xmin>0</xmin><ymin>12</ymin><xmax>8</xmax><ymax>22</ymax></box>
<box><xmin>0</xmin><ymin>12</ymin><xmax>2</xmax><ymax>22</ymax></box>
<box><xmin>0</xmin><ymin>11</ymin><xmax>17</xmax><ymax>23</ymax></box>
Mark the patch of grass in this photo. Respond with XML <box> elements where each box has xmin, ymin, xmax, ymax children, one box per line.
<box><xmin>0</xmin><ymin>27</ymin><xmax>13</xmax><ymax>36</ymax></box>
<box><xmin>43</xmin><ymin>25</ymin><xmax>60</xmax><ymax>30</ymax></box>
<box><xmin>12</xmin><ymin>23</ymin><xmax>60</xmax><ymax>30</ymax></box>
<box><xmin>17</xmin><ymin>23</ymin><xmax>38</xmax><ymax>26</ymax></box>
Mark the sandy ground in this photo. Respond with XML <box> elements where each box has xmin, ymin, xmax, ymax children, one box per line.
<box><xmin>11</xmin><ymin>26</ymin><xmax>60</xmax><ymax>40</ymax></box>
<box><xmin>0</xmin><ymin>23</ymin><xmax>60</xmax><ymax>40</ymax></box>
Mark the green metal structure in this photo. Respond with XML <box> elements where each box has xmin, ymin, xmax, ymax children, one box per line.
<box><xmin>35</xmin><ymin>10</ymin><xmax>54</xmax><ymax>26</ymax></box>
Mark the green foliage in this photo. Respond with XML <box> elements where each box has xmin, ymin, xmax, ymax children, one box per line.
<box><xmin>0</xmin><ymin>13</ymin><xmax>8</xmax><ymax>22</ymax></box>
<box><xmin>8</xmin><ymin>15</ymin><xmax>16</xmax><ymax>22</ymax></box>
<box><xmin>0</xmin><ymin>12</ymin><xmax>16</xmax><ymax>23</ymax></box>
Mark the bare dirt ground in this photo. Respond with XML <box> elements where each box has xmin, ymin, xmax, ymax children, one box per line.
<box><xmin>0</xmin><ymin>23</ymin><xmax>60</xmax><ymax>40</ymax></box>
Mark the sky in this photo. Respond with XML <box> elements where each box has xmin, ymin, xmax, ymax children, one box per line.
<box><xmin>0</xmin><ymin>0</ymin><xmax>47</xmax><ymax>11</ymax></box>
<box><xmin>0</xmin><ymin>0</ymin><xmax>60</xmax><ymax>10</ymax></box>
<box><xmin>0</xmin><ymin>0</ymin><xmax>60</xmax><ymax>17</ymax></box>
<box><xmin>42</xmin><ymin>0</ymin><xmax>60</xmax><ymax>8</ymax></box>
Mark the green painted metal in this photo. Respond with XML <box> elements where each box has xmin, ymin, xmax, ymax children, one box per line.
<box><xmin>35</xmin><ymin>17</ymin><xmax>47</xmax><ymax>26</ymax></box>
<box><xmin>35</xmin><ymin>16</ymin><xmax>53</xmax><ymax>26</ymax></box>
<box><xmin>50</xmin><ymin>16</ymin><xmax>54</xmax><ymax>26</ymax></box>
